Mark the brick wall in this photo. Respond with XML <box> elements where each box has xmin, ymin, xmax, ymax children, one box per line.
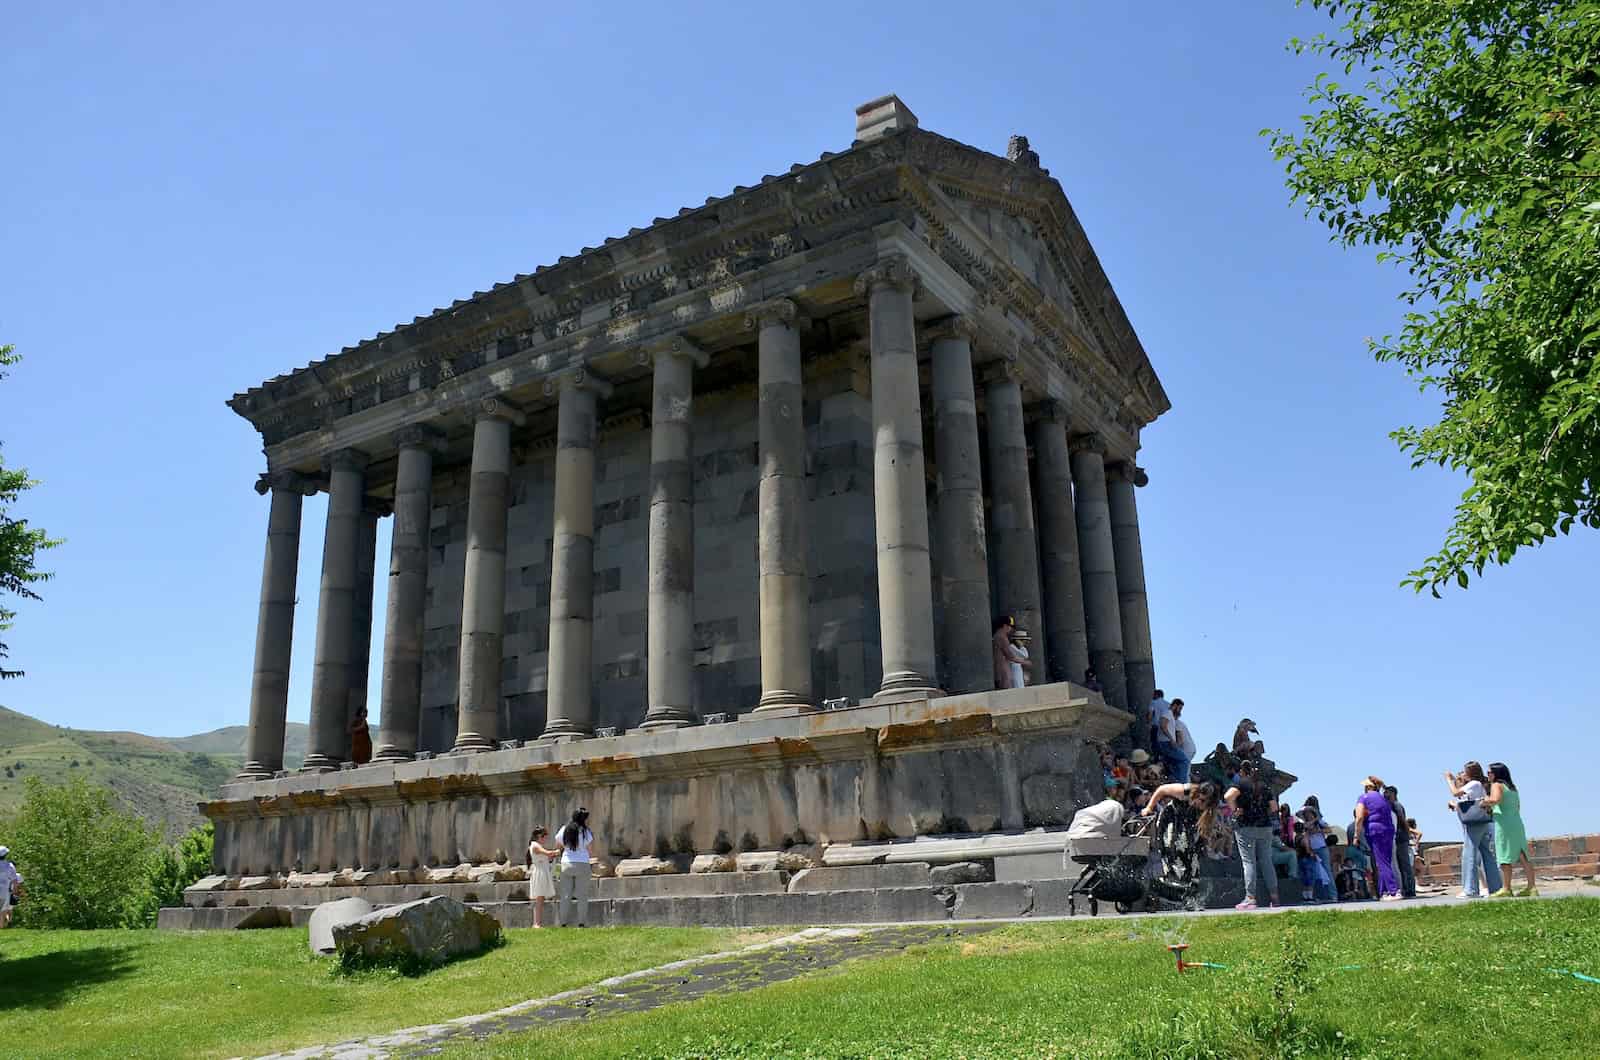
<box><xmin>1418</xmin><ymin>833</ymin><xmax>1600</xmax><ymax>885</ymax></box>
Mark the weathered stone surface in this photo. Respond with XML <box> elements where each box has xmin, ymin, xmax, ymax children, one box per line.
<box><xmin>993</xmin><ymin>851</ymin><xmax>1073</xmax><ymax>883</ymax></box>
<box><xmin>328</xmin><ymin>869</ymin><xmax>359</xmax><ymax>887</ymax></box>
<box><xmin>788</xmin><ymin>863</ymin><xmax>932</xmax><ymax>893</ymax></box>
<box><xmin>309</xmin><ymin>897</ymin><xmax>375</xmax><ymax>954</ymax></box>
<box><xmin>590</xmin><ymin>860</ymin><xmax>614</xmax><ymax>879</ymax></box>
<box><xmin>952</xmin><ymin>882</ymin><xmax>1033</xmax><ymax>919</ymax></box>
<box><xmin>929</xmin><ymin>861</ymin><xmax>991</xmax><ymax>886</ymax></box>
<box><xmin>468</xmin><ymin>863</ymin><xmax>525</xmax><ymax>883</ymax></box>
<box><xmin>424</xmin><ymin>864</ymin><xmax>472</xmax><ymax>884</ymax></box>
<box><xmin>1020</xmin><ymin>773</ymin><xmax>1080</xmax><ymax>827</ymax></box>
<box><xmin>286</xmin><ymin>871</ymin><xmax>337</xmax><ymax>888</ymax></box>
<box><xmin>617</xmin><ymin>856</ymin><xmax>679</xmax><ymax>877</ymax></box>
<box><xmin>236</xmin><ymin>875</ymin><xmax>278</xmax><ymax>891</ymax></box>
<box><xmin>332</xmin><ymin>896</ymin><xmax>501</xmax><ymax>966</ymax></box>
<box><xmin>236</xmin><ymin>906</ymin><xmax>293</xmax><ymax>929</ymax></box>
<box><xmin>188</xmin><ymin>875</ymin><xmax>228</xmax><ymax>893</ymax></box>
<box><xmin>691</xmin><ymin>853</ymin><xmax>737</xmax><ymax>874</ymax></box>
<box><xmin>737</xmin><ymin>851</ymin><xmax>781</xmax><ymax>872</ymax></box>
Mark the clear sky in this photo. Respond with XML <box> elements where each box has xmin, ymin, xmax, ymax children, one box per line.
<box><xmin>3</xmin><ymin>3</ymin><xmax>1594</xmax><ymax>842</ymax></box>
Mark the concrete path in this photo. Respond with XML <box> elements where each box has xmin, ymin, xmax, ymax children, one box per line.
<box><xmin>248</xmin><ymin>925</ymin><xmax>982</xmax><ymax>1060</ymax></box>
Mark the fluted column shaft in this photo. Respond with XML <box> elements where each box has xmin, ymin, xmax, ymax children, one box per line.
<box><xmin>1030</xmin><ymin>405</ymin><xmax>1089</xmax><ymax>685</ymax></box>
<box><xmin>1069</xmin><ymin>437</ymin><xmax>1127</xmax><ymax>711</ymax></box>
<box><xmin>983</xmin><ymin>368</ymin><xmax>1045</xmax><ymax>677</ymax></box>
<box><xmin>543</xmin><ymin>376</ymin><xmax>605</xmax><ymax>739</ymax></box>
<box><xmin>303</xmin><ymin>451</ymin><xmax>367</xmax><ymax>771</ymax></box>
<box><xmin>641</xmin><ymin>341</ymin><xmax>706</xmax><ymax>729</ymax></box>
<box><xmin>749</xmin><ymin>300</ymin><xmax>812</xmax><ymax>713</ymax></box>
<box><xmin>453</xmin><ymin>406</ymin><xmax>515</xmax><ymax>753</ymax></box>
<box><xmin>239</xmin><ymin>474</ymin><xmax>308</xmax><ymax>779</ymax></box>
<box><xmin>1108</xmin><ymin>464</ymin><xmax>1156</xmax><ymax>723</ymax></box>
<box><xmin>857</xmin><ymin>257</ymin><xmax>939</xmax><ymax>697</ymax></box>
<box><xmin>930</xmin><ymin>324</ymin><xmax>993</xmax><ymax>694</ymax></box>
<box><xmin>374</xmin><ymin>431</ymin><xmax>438</xmax><ymax>761</ymax></box>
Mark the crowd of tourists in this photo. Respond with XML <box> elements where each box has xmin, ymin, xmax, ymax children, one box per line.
<box><xmin>1067</xmin><ymin>687</ymin><xmax>1540</xmax><ymax>909</ymax></box>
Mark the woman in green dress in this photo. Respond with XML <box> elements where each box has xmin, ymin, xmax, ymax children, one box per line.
<box><xmin>1480</xmin><ymin>762</ymin><xmax>1536</xmax><ymax>897</ymax></box>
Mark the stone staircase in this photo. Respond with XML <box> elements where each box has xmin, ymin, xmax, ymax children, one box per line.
<box><xmin>1417</xmin><ymin>833</ymin><xmax>1600</xmax><ymax>889</ymax></box>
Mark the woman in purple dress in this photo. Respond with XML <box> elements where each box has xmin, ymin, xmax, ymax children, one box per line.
<box><xmin>1353</xmin><ymin>775</ymin><xmax>1401</xmax><ymax>900</ymax></box>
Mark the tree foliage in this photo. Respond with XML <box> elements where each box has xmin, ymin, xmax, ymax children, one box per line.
<box><xmin>140</xmin><ymin>821</ymin><xmax>215</xmax><ymax>926</ymax></box>
<box><xmin>1</xmin><ymin>343</ymin><xmax>60</xmax><ymax>676</ymax></box>
<box><xmin>1269</xmin><ymin>1</ymin><xmax>1600</xmax><ymax>593</ymax></box>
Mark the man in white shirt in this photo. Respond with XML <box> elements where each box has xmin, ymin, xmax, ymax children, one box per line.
<box><xmin>1150</xmin><ymin>690</ymin><xmax>1187</xmax><ymax>782</ymax></box>
<box><xmin>0</xmin><ymin>845</ymin><xmax>22</xmax><ymax>928</ymax></box>
<box><xmin>1169</xmin><ymin>699</ymin><xmax>1196</xmax><ymax>783</ymax></box>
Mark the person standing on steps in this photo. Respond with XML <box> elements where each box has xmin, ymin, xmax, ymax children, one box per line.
<box><xmin>1444</xmin><ymin>761</ymin><xmax>1502</xmax><ymax>898</ymax></box>
<box><xmin>525</xmin><ymin>827</ymin><xmax>561</xmax><ymax>928</ymax></box>
<box><xmin>1169</xmin><ymin>699</ymin><xmax>1195</xmax><ymax>783</ymax></box>
<box><xmin>557</xmin><ymin>808</ymin><xmax>595</xmax><ymax>926</ymax></box>
<box><xmin>347</xmin><ymin>705</ymin><xmax>372</xmax><ymax>766</ymax></box>
<box><xmin>1481</xmin><ymin>762</ymin><xmax>1537</xmax><ymax>897</ymax></box>
<box><xmin>1354</xmin><ymin>776</ymin><xmax>1401</xmax><ymax>901</ymax></box>
<box><xmin>1224</xmin><ymin>759</ymin><xmax>1280</xmax><ymax>910</ymax></box>
<box><xmin>992</xmin><ymin>616</ymin><xmax>1031</xmax><ymax>690</ymax></box>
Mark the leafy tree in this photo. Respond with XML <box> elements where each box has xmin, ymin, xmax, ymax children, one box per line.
<box><xmin>139</xmin><ymin>821</ymin><xmax>215</xmax><ymax>926</ymax></box>
<box><xmin>1</xmin><ymin>775</ymin><xmax>160</xmax><ymax>928</ymax></box>
<box><xmin>1</xmin><ymin>343</ymin><xmax>60</xmax><ymax>675</ymax></box>
<box><xmin>1269</xmin><ymin>1</ymin><xmax>1600</xmax><ymax>593</ymax></box>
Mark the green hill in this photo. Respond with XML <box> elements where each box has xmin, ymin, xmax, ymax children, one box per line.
<box><xmin>0</xmin><ymin>707</ymin><xmax>305</xmax><ymax>836</ymax></box>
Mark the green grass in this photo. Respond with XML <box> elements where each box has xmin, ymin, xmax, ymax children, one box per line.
<box><xmin>0</xmin><ymin>924</ymin><xmax>774</xmax><ymax>1060</ymax></box>
<box><xmin>435</xmin><ymin>898</ymin><xmax>1600</xmax><ymax>1059</ymax></box>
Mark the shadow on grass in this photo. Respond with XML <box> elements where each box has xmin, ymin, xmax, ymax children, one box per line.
<box><xmin>333</xmin><ymin>933</ymin><xmax>507</xmax><ymax>979</ymax></box>
<box><xmin>0</xmin><ymin>946</ymin><xmax>136</xmax><ymax>1011</ymax></box>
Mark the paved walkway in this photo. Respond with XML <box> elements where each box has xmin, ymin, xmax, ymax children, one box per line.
<box><xmin>251</xmin><ymin>925</ymin><xmax>983</xmax><ymax>1060</ymax></box>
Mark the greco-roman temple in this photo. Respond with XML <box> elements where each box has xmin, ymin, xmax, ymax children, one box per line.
<box><xmin>181</xmin><ymin>97</ymin><xmax>1172</xmax><ymax>927</ymax></box>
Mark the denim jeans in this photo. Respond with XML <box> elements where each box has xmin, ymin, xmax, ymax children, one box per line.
<box><xmin>1460</xmin><ymin>820</ymin><xmax>1503</xmax><ymax>895</ymax></box>
<box><xmin>1314</xmin><ymin>846</ymin><xmax>1337</xmax><ymax>900</ymax></box>
<box><xmin>1270</xmin><ymin>845</ymin><xmax>1299</xmax><ymax>880</ymax></box>
<box><xmin>1396</xmin><ymin>839</ymin><xmax>1417</xmax><ymax>897</ymax></box>
<box><xmin>1154</xmin><ymin>740</ymin><xmax>1190</xmax><ymax>782</ymax></box>
<box><xmin>1235</xmin><ymin>825</ymin><xmax>1278</xmax><ymax>902</ymax></box>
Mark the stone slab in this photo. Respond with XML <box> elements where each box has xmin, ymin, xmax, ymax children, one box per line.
<box><xmin>824</xmin><ymin>831</ymin><xmax>1070</xmax><ymax>868</ymax></box>
<box><xmin>788</xmin><ymin>863</ymin><xmax>932</xmax><ymax>893</ymax></box>
<box><xmin>952</xmin><ymin>882</ymin><xmax>1034</xmax><ymax>919</ymax></box>
<box><xmin>993</xmin><ymin>851</ymin><xmax>1073</xmax><ymax>883</ymax></box>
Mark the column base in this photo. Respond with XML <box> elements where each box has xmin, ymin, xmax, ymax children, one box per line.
<box><xmin>370</xmin><ymin>746</ymin><xmax>415</xmax><ymax>764</ymax></box>
<box><xmin>874</xmin><ymin>670</ymin><xmax>942</xmax><ymax>700</ymax></box>
<box><xmin>234</xmin><ymin>761</ymin><xmax>278</xmax><ymax>782</ymax></box>
<box><xmin>751</xmin><ymin>690</ymin><xmax>812</xmax><ymax>716</ymax></box>
<box><xmin>539</xmin><ymin>721</ymin><xmax>592</xmax><ymax>741</ymax></box>
<box><xmin>634</xmin><ymin>707</ymin><xmax>697</xmax><ymax>732</ymax></box>
<box><xmin>865</xmin><ymin>685</ymin><xmax>945</xmax><ymax>707</ymax></box>
<box><xmin>449</xmin><ymin>734</ymin><xmax>497</xmax><ymax>755</ymax></box>
<box><xmin>297</xmin><ymin>754</ymin><xmax>341</xmax><ymax>773</ymax></box>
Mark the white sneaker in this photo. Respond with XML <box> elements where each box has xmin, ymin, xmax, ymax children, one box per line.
<box><xmin>1457</xmin><ymin>892</ymin><xmax>1477</xmax><ymax>899</ymax></box>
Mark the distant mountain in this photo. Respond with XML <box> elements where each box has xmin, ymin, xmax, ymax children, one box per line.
<box><xmin>0</xmin><ymin>706</ymin><xmax>305</xmax><ymax>836</ymax></box>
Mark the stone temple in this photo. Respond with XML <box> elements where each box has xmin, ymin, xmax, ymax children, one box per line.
<box><xmin>183</xmin><ymin>96</ymin><xmax>1172</xmax><ymax>925</ymax></box>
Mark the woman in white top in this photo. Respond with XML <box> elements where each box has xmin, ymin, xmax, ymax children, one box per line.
<box><xmin>525</xmin><ymin>827</ymin><xmax>561</xmax><ymax>928</ymax></box>
<box><xmin>556</xmin><ymin>808</ymin><xmax>595</xmax><ymax>927</ymax></box>
<box><xmin>1445</xmin><ymin>761</ymin><xmax>1502</xmax><ymax>898</ymax></box>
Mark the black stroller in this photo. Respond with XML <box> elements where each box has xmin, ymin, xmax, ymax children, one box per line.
<box><xmin>1063</xmin><ymin>805</ymin><xmax>1202</xmax><ymax>915</ymax></box>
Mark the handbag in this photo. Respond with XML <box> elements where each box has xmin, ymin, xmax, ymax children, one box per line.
<box><xmin>1456</xmin><ymin>799</ymin><xmax>1491</xmax><ymax>825</ymax></box>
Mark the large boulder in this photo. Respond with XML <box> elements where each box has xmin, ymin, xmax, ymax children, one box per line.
<box><xmin>308</xmin><ymin>897</ymin><xmax>375</xmax><ymax>955</ymax></box>
<box><xmin>332</xmin><ymin>896</ymin><xmax>501</xmax><ymax>967</ymax></box>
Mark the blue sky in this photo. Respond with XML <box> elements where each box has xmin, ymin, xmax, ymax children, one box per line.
<box><xmin>2</xmin><ymin>3</ymin><xmax>1594</xmax><ymax>841</ymax></box>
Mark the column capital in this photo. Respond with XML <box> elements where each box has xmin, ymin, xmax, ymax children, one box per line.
<box><xmin>541</xmin><ymin>365</ymin><xmax>614</xmax><ymax>400</ymax></box>
<box><xmin>362</xmin><ymin>496</ymin><xmax>395</xmax><ymax>518</ymax></box>
<box><xmin>1070</xmin><ymin>432</ymin><xmax>1106</xmax><ymax>456</ymax></box>
<box><xmin>980</xmin><ymin>356</ymin><xmax>1025</xmax><ymax>387</ymax></box>
<box><xmin>475</xmin><ymin>396</ymin><xmax>526</xmax><ymax>425</ymax></box>
<box><xmin>853</xmin><ymin>253</ymin><xmax>917</xmax><ymax>296</ymax></box>
<box><xmin>742</xmin><ymin>297</ymin><xmax>804</xmax><ymax>332</ymax></box>
<box><xmin>392</xmin><ymin>424</ymin><xmax>446</xmax><ymax>451</ymax></box>
<box><xmin>255</xmin><ymin>469</ymin><xmax>317</xmax><ymax>496</ymax></box>
<box><xmin>1029</xmin><ymin>398</ymin><xmax>1071</xmax><ymax>426</ymax></box>
<box><xmin>323</xmin><ymin>448</ymin><xmax>368</xmax><ymax>474</ymax></box>
<box><xmin>636</xmin><ymin>335</ymin><xmax>709</xmax><ymax>368</ymax></box>
<box><xmin>1107</xmin><ymin>461</ymin><xmax>1149</xmax><ymax>487</ymax></box>
<box><xmin>921</xmin><ymin>314</ymin><xmax>979</xmax><ymax>345</ymax></box>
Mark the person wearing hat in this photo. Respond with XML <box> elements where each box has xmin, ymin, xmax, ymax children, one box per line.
<box><xmin>1232</xmin><ymin>718</ymin><xmax>1265</xmax><ymax>759</ymax></box>
<box><xmin>1295</xmin><ymin>797</ymin><xmax>1336</xmax><ymax>901</ymax></box>
<box><xmin>0</xmin><ymin>845</ymin><xmax>22</xmax><ymax>928</ymax></box>
<box><xmin>992</xmin><ymin>615</ymin><xmax>1031</xmax><ymax>690</ymax></box>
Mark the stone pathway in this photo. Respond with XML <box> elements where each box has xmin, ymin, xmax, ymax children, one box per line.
<box><xmin>251</xmin><ymin>924</ymin><xmax>982</xmax><ymax>1060</ymax></box>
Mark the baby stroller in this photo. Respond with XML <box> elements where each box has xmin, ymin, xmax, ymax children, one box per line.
<box><xmin>1063</xmin><ymin>814</ymin><xmax>1155</xmax><ymax>916</ymax></box>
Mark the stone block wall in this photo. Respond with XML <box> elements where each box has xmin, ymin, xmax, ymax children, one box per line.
<box><xmin>415</xmin><ymin>353</ymin><xmax>881</xmax><ymax>751</ymax></box>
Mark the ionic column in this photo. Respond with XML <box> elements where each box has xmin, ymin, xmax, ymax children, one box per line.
<box><xmin>1069</xmin><ymin>435</ymin><xmax>1127</xmax><ymax>711</ymax></box>
<box><xmin>747</xmin><ymin>299</ymin><xmax>812</xmax><ymax>714</ymax></box>
<box><xmin>374</xmin><ymin>427</ymin><xmax>441</xmax><ymax>762</ymax></box>
<box><xmin>855</xmin><ymin>255</ymin><xmax>939</xmax><ymax>698</ymax></box>
<box><xmin>541</xmin><ymin>370</ymin><xmax>612</xmax><ymax>740</ymax></box>
<box><xmin>302</xmin><ymin>449</ymin><xmax>368</xmax><ymax>772</ymax></box>
<box><xmin>639</xmin><ymin>339</ymin><xmax>708</xmax><ymax>730</ymax></box>
<box><xmin>1108</xmin><ymin>462</ymin><xmax>1156</xmax><ymax>719</ymax></box>
<box><xmin>983</xmin><ymin>360</ymin><xmax>1046</xmax><ymax>676</ymax></box>
<box><xmin>1030</xmin><ymin>402</ymin><xmax>1089</xmax><ymax>685</ymax></box>
<box><xmin>929</xmin><ymin>318</ymin><xmax>993</xmax><ymax>694</ymax></box>
<box><xmin>452</xmin><ymin>399</ymin><xmax>522</xmax><ymax>754</ymax></box>
<box><xmin>238</xmin><ymin>471</ymin><xmax>312</xmax><ymax>780</ymax></box>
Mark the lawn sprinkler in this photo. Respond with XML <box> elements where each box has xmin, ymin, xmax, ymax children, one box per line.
<box><xmin>1167</xmin><ymin>944</ymin><xmax>1227</xmax><ymax>973</ymax></box>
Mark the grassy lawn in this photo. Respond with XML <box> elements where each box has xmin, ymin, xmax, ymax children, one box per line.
<box><xmin>436</xmin><ymin>898</ymin><xmax>1600</xmax><ymax>1059</ymax></box>
<box><xmin>0</xmin><ymin>925</ymin><xmax>775</xmax><ymax>1060</ymax></box>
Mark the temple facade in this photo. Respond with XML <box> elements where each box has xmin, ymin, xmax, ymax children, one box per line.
<box><xmin>207</xmin><ymin>97</ymin><xmax>1168</xmax><ymax>880</ymax></box>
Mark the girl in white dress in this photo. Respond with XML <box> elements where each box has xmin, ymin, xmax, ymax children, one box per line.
<box><xmin>525</xmin><ymin>827</ymin><xmax>560</xmax><ymax>927</ymax></box>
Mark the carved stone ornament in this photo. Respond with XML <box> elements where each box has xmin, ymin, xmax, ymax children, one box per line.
<box><xmin>853</xmin><ymin>254</ymin><xmax>917</xmax><ymax>296</ymax></box>
<box><xmin>256</xmin><ymin>470</ymin><xmax>316</xmax><ymax>496</ymax></box>
<box><xmin>1108</xmin><ymin>462</ymin><xmax>1149</xmax><ymax>488</ymax></box>
<box><xmin>1032</xmin><ymin>398</ymin><xmax>1070</xmax><ymax>426</ymax></box>
<box><xmin>921</xmin><ymin>314</ymin><xmax>979</xmax><ymax>346</ymax></box>
<box><xmin>642</xmin><ymin>335</ymin><xmax>710</xmax><ymax>367</ymax></box>
<box><xmin>362</xmin><ymin>496</ymin><xmax>395</xmax><ymax>518</ymax></box>
<box><xmin>981</xmin><ymin>355</ymin><xmax>1025</xmax><ymax>386</ymax></box>
<box><xmin>476</xmin><ymin>396</ymin><xmax>524</xmax><ymax>424</ymax></box>
<box><xmin>1006</xmin><ymin>134</ymin><xmax>1042</xmax><ymax>169</ymax></box>
<box><xmin>392</xmin><ymin>424</ymin><xmax>445</xmax><ymax>451</ymax></box>
<box><xmin>742</xmin><ymin>297</ymin><xmax>799</xmax><ymax>331</ymax></box>
<box><xmin>541</xmin><ymin>366</ymin><xmax>614</xmax><ymax>399</ymax></box>
<box><xmin>1069</xmin><ymin>433</ymin><xmax>1106</xmax><ymax>456</ymax></box>
<box><xmin>323</xmin><ymin>448</ymin><xmax>369</xmax><ymax>474</ymax></box>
